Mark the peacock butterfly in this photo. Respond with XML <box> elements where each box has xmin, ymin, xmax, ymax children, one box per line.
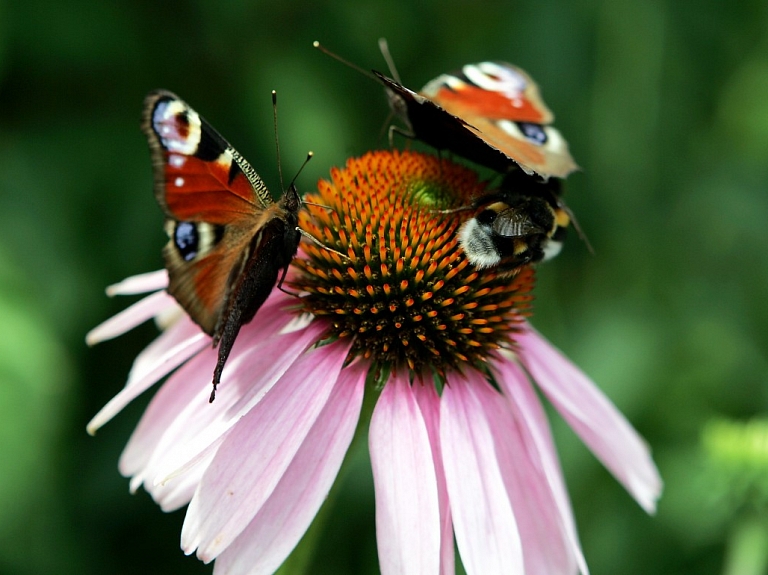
<box><xmin>314</xmin><ymin>41</ymin><xmax>577</xmax><ymax>180</ymax></box>
<box><xmin>142</xmin><ymin>90</ymin><xmax>302</xmax><ymax>402</ymax></box>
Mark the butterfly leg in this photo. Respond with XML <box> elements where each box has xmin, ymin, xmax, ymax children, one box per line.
<box><xmin>388</xmin><ymin>124</ymin><xmax>415</xmax><ymax>148</ymax></box>
<box><xmin>296</xmin><ymin>227</ymin><xmax>350</xmax><ymax>261</ymax></box>
<box><xmin>276</xmin><ymin>264</ymin><xmax>301</xmax><ymax>298</ymax></box>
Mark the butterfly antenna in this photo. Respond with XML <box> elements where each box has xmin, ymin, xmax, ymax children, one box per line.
<box><xmin>286</xmin><ymin>151</ymin><xmax>349</xmax><ymax>262</ymax></box>
<box><xmin>288</xmin><ymin>151</ymin><xmax>313</xmax><ymax>190</ymax></box>
<box><xmin>378</xmin><ymin>37</ymin><xmax>402</xmax><ymax>84</ymax></box>
<box><xmin>313</xmin><ymin>41</ymin><xmax>378</xmax><ymax>81</ymax></box>
<box><xmin>271</xmin><ymin>90</ymin><xmax>286</xmax><ymax>192</ymax></box>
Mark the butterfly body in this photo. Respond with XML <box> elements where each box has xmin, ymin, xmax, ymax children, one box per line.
<box><xmin>142</xmin><ymin>90</ymin><xmax>302</xmax><ymax>400</ymax></box>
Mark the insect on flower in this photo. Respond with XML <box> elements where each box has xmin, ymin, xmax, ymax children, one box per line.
<box><xmin>314</xmin><ymin>39</ymin><xmax>586</xmax><ymax>277</ymax></box>
<box><xmin>142</xmin><ymin>90</ymin><xmax>344</xmax><ymax>401</ymax></box>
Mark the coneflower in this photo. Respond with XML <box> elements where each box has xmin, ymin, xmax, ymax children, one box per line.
<box><xmin>89</xmin><ymin>150</ymin><xmax>661</xmax><ymax>575</ymax></box>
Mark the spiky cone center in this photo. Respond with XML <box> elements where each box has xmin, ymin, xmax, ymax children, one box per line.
<box><xmin>291</xmin><ymin>150</ymin><xmax>535</xmax><ymax>378</ymax></box>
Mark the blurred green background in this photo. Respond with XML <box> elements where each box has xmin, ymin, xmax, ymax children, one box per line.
<box><xmin>1</xmin><ymin>0</ymin><xmax>767</xmax><ymax>574</ymax></box>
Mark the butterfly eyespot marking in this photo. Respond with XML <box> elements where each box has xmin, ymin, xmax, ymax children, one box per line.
<box><xmin>167</xmin><ymin>221</ymin><xmax>222</xmax><ymax>262</ymax></box>
<box><xmin>463</xmin><ymin>62</ymin><xmax>527</xmax><ymax>97</ymax></box>
<box><xmin>173</xmin><ymin>221</ymin><xmax>199</xmax><ymax>261</ymax></box>
<box><xmin>152</xmin><ymin>99</ymin><xmax>202</xmax><ymax>155</ymax></box>
<box><xmin>496</xmin><ymin>119</ymin><xmax>551</xmax><ymax>147</ymax></box>
<box><xmin>517</xmin><ymin>122</ymin><xmax>548</xmax><ymax>145</ymax></box>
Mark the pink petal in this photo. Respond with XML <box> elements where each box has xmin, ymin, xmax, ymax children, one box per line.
<box><xmin>441</xmin><ymin>372</ymin><xmax>524</xmax><ymax>575</ymax></box>
<box><xmin>181</xmin><ymin>337</ymin><xmax>353</xmax><ymax>561</ymax></box>
<box><xmin>141</xmin><ymin>323</ymin><xmax>324</xmax><ymax>499</ymax></box>
<box><xmin>517</xmin><ymin>327</ymin><xmax>663</xmax><ymax>513</ymax></box>
<box><xmin>118</xmin><ymin>340</ymin><xmax>220</xmax><ymax>477</ymax></box>
<box><xmin>496</xmin><ymin>359</ymin><xmax>588</xmax><ymax>575</ymax></box>
<box><xmin>105</xmin><ymin>270</ymin><xmax>169</xmax><ymax>296</ymax></box>
<box><xmin>483</xmin><ymin>369</ymin><xmax>581</xmax><ymax>575</ymax></box>
<box><xmin>150</xmin><ymin>450</ymin><xmax>215</xmax><ymax>512</ymax></box>
<box><xmin>121</xmin><ymin>320</ymin><xmax>324</xmax><ymax>499</ymax></box>
<box><xmin>412</xmin><ymin>382</ymin><xmax>454</xmax><ymax>575</ymax></box>
<box><xmin>85</xmin><ymin>290</ymin><xmax>178</xmax><ymax>345</ymax></box>
<box><xmin>370</xmin><ymin>374</ymin><xmax>441</xmax><ymax>575</ymax></box>
<box><xmin>87</xmin><ymin>316</ymin><xmax>208</xmax><ymax>434</ymax></box>
<box><xmin>213</xmin><ymin>362</ymin><xmax>366</xmax><ymax>575</ymax></box>
<box><xmin>118</xmin><ymin>292</ymin><xmax>305</xmax><ymax>473</ymax></box>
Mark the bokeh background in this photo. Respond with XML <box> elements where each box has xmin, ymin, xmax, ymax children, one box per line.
<box><xmin>1</xmin><ymin>0</ymin><xmax>767</xmax><ymax>574</ymax></box>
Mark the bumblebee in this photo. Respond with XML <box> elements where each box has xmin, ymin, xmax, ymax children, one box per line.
<box><xmin>457</xmin><ymin>171</ymin><xmax>573</xmax><ymax>276</ymax></box>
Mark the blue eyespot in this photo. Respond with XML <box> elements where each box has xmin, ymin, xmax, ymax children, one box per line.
<box><xmin>517</xmin><ymin>122</ymin><xmax>547</xmax><ymax>145</ymax></box>
<box><xmin>174</xmin><ymin>221</ymin><xmax>198</xmax><ymax>261</ymax></box>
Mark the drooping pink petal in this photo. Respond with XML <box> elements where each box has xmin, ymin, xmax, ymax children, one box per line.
<box><xmin>86</xmin><ymin>290</ymin><xmax>178</xmax><ymax>346</ymax></box>
<box><xmin>121</xmin><ymin>318</ymin><xmax>324</xmax><ymax>499</ymax></box>
<box><xmin>140</xmin><ymin>322</ymin><xmax>325</xmax><ymax>501</ymax></box>
<box><xmin>370</xmin><ymin>374</ymin><xmax>441</xmax><ymax>575</ymax></box>
<box><xmin>496</xmin><ymin>358</ymin><xmax>588</xmax><ymax>575</ymax></box>
<box><xmin>150</xmin><ymin>450</ymin><xmax>215</xmax><ymax>512</ymax></box>
<box><xmin>105</xmin><ymin>270</ymin><xmax>169</xmax><ymax>296</ymax></box>
<box><xmin>117</xmin><ymin>291</ymin><xmax>302</xmax><ymax>474</ymax></box>
<box><xmin>181</xmin><ymin>337</ymin><xmax>353</xmax><ymax>561</ymax></box>
<box><xmin>87</xmin><ymin>316</ymin><xmax>209</xmax><ymax>434</ymax></box>
<box><xmin>119</xmin><ymin>345</ymin><xmax>218</xmax><ymax>481</ymax></box>
<box><xmin>213</xmin><ymin>362</ymin><xmax>367</xmax><ymax>575</ymax></box>
<box><xmin>441</xmin><ymin>372</ymin><xmax>524</xmax><ymax>575</ymax></box>
<box><xmin>516</xmin><ymin>326</ymin><xmax>663</xmax><ymax>513</ymax></box>
<box><xmin>412</xmin><ymin>382</ymin><xmax>454</xmax><ymax>575</ymax></box>
<box><xmin>481</xmin><ymin>370</ymin><xmax>581</xmax><ymax>575</ymax></box>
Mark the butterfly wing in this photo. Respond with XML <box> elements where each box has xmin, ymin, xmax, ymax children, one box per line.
<box><xmin>374</xmin><ymin>71</ymin><xmax>509</xmax><ymax>168</ymax></box>
<box><xmin>420</xmin><ymin>62</ymin><xmax>577</xmax><ymax>179</ymax></box>
<box><xmin>142</xmin><ymin>90</ymin><xmax>278</xmax><ymax>335</ymax></box>
<box><xmin>421</xmin><ymin>62</ymin><xmax>553</xmax><ymax>124</ymax></box>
